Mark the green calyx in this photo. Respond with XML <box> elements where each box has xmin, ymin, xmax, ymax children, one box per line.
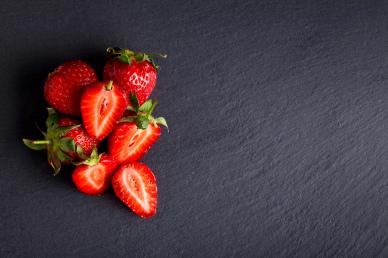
<box><xmin>106</xmin><ymin>47</ymin><xmax>167</xmax><ymax>71</ymax></box>
<box><xmin>121</xmin><ymin>92</ymin><xmax>169</xmax><ymax>131</ymax></box>
<box><xmin>72</xmin><ymin>148</ymin><xmax>101</xmax><ymax>166</ymax></box>
<box><xmin>23</xmin><ymin>108</ymin><xmax>81</xmax><ymax>175</ymax></box>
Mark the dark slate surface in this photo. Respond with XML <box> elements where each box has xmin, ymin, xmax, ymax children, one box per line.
<box><xmin>2</xmin><ymin>0</ymin><xmax>388</xmax><ymax>257</ymax></box>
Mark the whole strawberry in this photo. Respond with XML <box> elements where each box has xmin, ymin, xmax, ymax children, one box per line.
<box><xmin>103</xmin><ymin>47</ymin><xmax>166</xmax><ymax>104</ymax></box>
<box><xmin>44</xmin><ymin>60</ymin><xmax>98</xmax><ymax>116</ymax></box>
<box><xmin>57</xmin><ymin>117</ymin><xmax>99</xmax><ymax>159</ymax></box>
<box><xmin>23</xmin><ymin>108</ymin><xmax>99</xmax><ymax>174</ymax></box>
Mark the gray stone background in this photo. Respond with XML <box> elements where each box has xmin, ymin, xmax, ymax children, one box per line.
<box><xmin>1</xmin><ymin>0</ymin><xmax>388</xmax><ymax>257</ymax></box>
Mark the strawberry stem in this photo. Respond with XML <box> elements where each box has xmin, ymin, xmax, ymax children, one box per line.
<box><xmin>105</xmin><ymin>81</ymin><xmax>113</xmax><ymax>91</ymax></box>
<box><xmin>148</xmin><ymin>53</ymin><xmax>168</xmax><ymax>59</ymax></box>
<box><xmin>106</xmin><ymin>47</ymin><xmax>120</xmax><ymax>55</ymax></box>
<box><xmin>33</xmin><ymin>140</ymin><xmax>51</xmax><ymax>145</ymax></box>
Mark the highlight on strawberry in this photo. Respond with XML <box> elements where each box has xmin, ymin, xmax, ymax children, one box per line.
<box><xmin>22</xmin><ymin>47</ymin><xmax>168</xmax><ymax>218</ymax></box>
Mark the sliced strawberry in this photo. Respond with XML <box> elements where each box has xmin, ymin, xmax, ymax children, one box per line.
<box><xmin>112</xmin><ymin>162</ymin><xmax>157</xmax><ymax>218</ymax></box>
<box><xmin>81</xmin><ymin>80</ymin><xmax>127</xmax><ymax>140</ymax></box>
<box><xmin>108</xmin><ymin>122</ymin><xmax>161</xmax><ymax>164</ymax></box>
<box><xmin>72</xmin><ymin>152</ymin><xmax>117</xmax><ymax>195</ymax></box>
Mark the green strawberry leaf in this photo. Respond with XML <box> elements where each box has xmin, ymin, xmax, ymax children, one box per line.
<box><xmin>58</xmin><ymin>137</ymin><xmax>76</xmax><ymax>153</ymax></box>
<box><xmin>22</xmin><ymin>139</ymin><xmax>48</xmax><ymax>150</ymax></box>
<box><xmin>47</xmin><ymin>150</ymin><xmax>62</xmax><ymax>175</ymax></box>
<box><xmin>107</xmin><ymin>47</ymin><xmax>166</xmax><ymax>70</ymax></box>
<box><xmin>56</xmin><ymin>149</ymin><xmax>72</xmax><ymax>163</ymax></box>
<box><xmin>154</xmin><ymin>117</ymin><xmax>169</xmax><ymax>131</ymax></box>
<box><xmin>46</xmin><ymin>108</ymin><xmax>59</xmax><ymax>129</ymax></box>
<box><xmin>76</xmin><ymin>145</ymin><xmax>89</xmax><ymax>160</ymax></box>
<box><xmin>148</xmin><ymin>99</ymin><xmax>158</xmax><ymax>116</ymax></box>
<box><xmin>90</xmin><ymin>148</ymin><xmax>99</xmax><ymax>160</ymax></box>
<box><xmin>129</xmin><ymin>92</ymin><xmax>139</xmax><ymax>112</ymax></box>
<box><xmin>136</xmin><ymin>115</ymin><xmax>149</xmax><ymax>129</ymax></box>
<box><xmin>134</xmin><ymin>52</ymin><xmax>145</xmax><ymax>62</ymax></box>
<box><xmin>73</xmin><ymin>148</ymin><xmax>100</xmax><ymax>166</ymax></box>
<box><xmin>139</xmin><ymin>100</ymin><xmax>153</xmax><ymax>113</ymax></box>
<box><xmin>119</xmin><ymin>54</ymin><xmax>132</xmax><ymax>64</ymax></box>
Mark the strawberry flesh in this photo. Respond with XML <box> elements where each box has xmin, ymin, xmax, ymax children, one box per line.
<box><xmin>108</xmin><ymin>122</ymin><xmax>161</xmax><ymax>164</ymax></box>
<box><xmin>72</xmin><ymin>154</ymin><xmax>117</xmax><ymax>195</ymax></box>
<box><xmin>81</xmin><ymin>81</ymin><xmax>127</xmax><ymax>140</ymax></box>
<box><xmin>112</xmin><ymin>162</ymin><xmax>157</xmax><ymax>218</ymax></box>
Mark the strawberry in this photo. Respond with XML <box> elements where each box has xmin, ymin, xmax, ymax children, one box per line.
<box><xmin>108</xmin><ymin>95</ymin><xmax>168</xmax><ymax>164</ymax></box>
<box><xmin>44</xmin><ymin>60</ymin><xmax>98</xmax><ymax>116</ymax></box>
<box><xmin>112</xmin><ymin>162</ymin><xmax>157</xmax><ymax>218</ymax></box>
<box><xmin>23</xmin><ymin>108</ymin><xmax>98</xmax><ymax>174</ymax></box>
<box><xmin>58</xmin><ymin>117</ymin><xmax>99</xmax><ymax>159</ymax></box>
<box><xmin>80</xmin><ymin>80</ymin><xmax>127</xmax><ymax>140</ymax></box>
<box><xmin>72</xmin><ymin>151</ymin><xmax>117</xmax><ymax>195</ymax></box>
<box><xmin>103</xmin><ymin>47</ymin><xmax>166</xmax><ymax>105</ymax></box>
<box><xmin>108</xmin><ymin>122</ymin><xmax>161</xmax><ymax>164</ymax></box>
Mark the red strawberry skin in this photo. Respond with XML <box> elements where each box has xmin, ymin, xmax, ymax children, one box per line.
<box><xmin>112</xmin><ymin>162</ymin><xmax>157</xmax><ymax>218</ymax></box>
<box><xmin>108</xmin><ymin>122</ymin><xmax>161</xmax><ymax>164</ymax></box>
<box><xmin>72</xmin><ymin>154</ymin><xmax>117</xmax><ymax>195</ymax></box>
<box><xmin>58</xmin><ymin>117</ymin><xmax>99</xmax><ymax>159</ymax></box>
<box><xmin>44</xmin><ymin>60</ymin><xmax>98</xmax><ymax>116</ymax></box>
<box><xmin>103</xmin><ymin>59</ymin><xmax>157</xmax><ymax>104</ymax></box>
<box><xmin>80</xmin><ymin>81</ymin><xmax>127</xmax><ymax>140</ymax></box>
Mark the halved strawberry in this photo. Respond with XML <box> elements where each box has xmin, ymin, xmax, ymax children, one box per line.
<box><xmin>72</xmin><ymin>151</ymin><xmax>117</xmax><ymax>195</ymax></box>
<box><xmin>108</xmin><ymin>95</ymin><xmax>167</xmax><ymax>164</ymax></box>
<box><xmin>108</xmin><ymin>122</ymin><xmax>161</xmax><ymax>164</ymax></box>
<box><xmin>80</xmin><ymin>80</ymin><xmax>127</xmax><ymax>140</ymax></box>
<box><xmin>112</xmin><ymin>162</ymin><xmax>157</xmax><ymax>218</ymax></box>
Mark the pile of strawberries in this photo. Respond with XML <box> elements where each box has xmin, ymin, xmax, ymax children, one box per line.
<box><xmin>23</xmin><ymin>47</ymin><xmax>168</xmax><ymax>218</ymax></box>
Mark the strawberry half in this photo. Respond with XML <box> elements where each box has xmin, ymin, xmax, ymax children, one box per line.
<box><xmin>108</xmin><ymin>94</ymin><xmax>168</xmax><ymax>164</ymax></box>
<box><xmin>23</xmin><ymin>108</ymin><xmax>98</xmax><ymax>174</ymax></box>
<box><xmin>72</xmin><ymin>151</ymin><xmax>117</xmax><ymax>195</ymax></box>
<box><xmin>44</xmin><ymin>60</ymin><xmax>98</xmax><ymax>116</ymax></box>
<box><xmin>103</xmin><ymin>47</ymin><xmax>166</xmax><ymax>105</ymax></box>
<box><xmin>81</xmin><ymin>80</ymin><xmax>127</xmax><ymax>140</ymax></box>
<box><xmin>108</xmin><ymin>123</ymin><xmax>160</xmax><ymax>164</ymax></box>
<box><xmin>112</xmin><ymin>162</ymin><xmax>157</xmax><ymax>218</ymax></box>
